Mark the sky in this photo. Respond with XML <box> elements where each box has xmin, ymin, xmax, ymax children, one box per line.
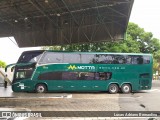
<box><xmin>129</xmin><ymin>0</ymin><xmax>160</xmax><ymax>39</ymax></box>
<box><xmin>0</xmin><ymin>0</ymin><xmax>160</xmax><ymax>64</ymax></box>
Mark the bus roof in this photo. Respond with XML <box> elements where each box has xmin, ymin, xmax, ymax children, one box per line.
<box><xmin>22</xmin><ymin>50</ymin><xmax>152</xmax><ymax>56</ymax></box>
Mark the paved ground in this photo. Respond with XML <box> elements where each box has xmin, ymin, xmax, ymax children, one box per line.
<box><xmin>0</xmin><ymin>80</ymin><xmax>160</xmax><ymax>120</ymax></box>
<box><xmin>120</xmin><ymin>80</ymin><xmax>160</xmax><ymax>111</ymax></box>
<box><xmin>0</xmin><ymin>89</ymin><xmax>120</xmax><ymax>111</ymax></box>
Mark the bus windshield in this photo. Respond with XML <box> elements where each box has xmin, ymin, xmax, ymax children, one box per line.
<box><xmin>17</xmin><ymin>51</ymin><xmax>44</xmax><ymax>63</ymax></box>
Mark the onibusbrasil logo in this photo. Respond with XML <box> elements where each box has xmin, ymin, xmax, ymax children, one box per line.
<box><xmin>67</xmin><ymin>65</ymin><xmax>95</xmax><ymax>70</ymax></box>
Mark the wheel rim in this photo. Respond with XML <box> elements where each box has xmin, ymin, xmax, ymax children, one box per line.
<box><xmin>110</xmin><ymin>85</ymin><xmax>117</xmax><ymax>93</ymax></box>
<box><xmin>37</xmin><ymin>85</ymin><xmax>45</xmax><ymax>93</ymax></box>
<box><xmin>123</xmin><ymin>85</ymin><xmax>130</xmax><ymax>93</ymax></box>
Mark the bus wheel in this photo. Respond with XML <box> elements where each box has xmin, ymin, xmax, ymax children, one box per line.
<box><xmin>121</xmin><ymin>84</ymin><xmax>131</xmax><ymax>94</ymax></box>
<box><xmin>36</xmin><ymin>84</ymin><xmax>47</xmax><ymax>93</ymax></box>
<box><xmin>108</xmin><ymin>84</ymin><xmax>119</xmax><ymax>94</ymax></box>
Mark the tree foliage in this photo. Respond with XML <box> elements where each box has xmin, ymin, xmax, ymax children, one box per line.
<box><xmin>42</xmin><ymin>22</ymin><xmax>160</xmax><ymax>73</ymax></box>
<box><xmin>0</xmin><ymin>60</ymin><xmax>6</xmax><ymax>68</ymax></box>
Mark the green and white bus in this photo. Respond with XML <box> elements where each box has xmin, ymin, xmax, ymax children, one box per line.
<box><xmin>5</xmin><ymin>50</ymin><xmax>153</xmax><ymax>94</ymax></box>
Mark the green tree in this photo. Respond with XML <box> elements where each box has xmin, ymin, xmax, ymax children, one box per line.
<box><xmin>127</xmin><ymin>23</ymin><xmax>160</xmax><ymax>54</ymax></box>
<box><xmin>127</xmin><ymin>23</ymin><xmax>160</xmax><ymax>73</ymax></box>
<box><xmin>0</xmin><ymin>60</ymin><xmax>6</xmax><ymax>68</ymax></box>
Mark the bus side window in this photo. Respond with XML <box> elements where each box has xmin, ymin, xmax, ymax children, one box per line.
<box><xmin>105</xmin><ymin>55</ymin><xmax>113</xmax><ymax>64</ymax></box>
<box><xmin>64</xmin><ymin>54</ymin><xmax>81</xmax><ymax>63</ymax></box>
<box><xmin>126</xmin><ymin>56</ymin><xmax>132</xmax><ymax>64</ymax></box>
<box><xmin>99</xmin><ymin>72</ymin><xmax>112</xmax><ymax>80</ymax></box>
<box><xmin>38</xmin><ymin>72</ymin><xmax>62</xmax><ymax>80</ymax></box>
<box><xmin>81</xmin><ymin>54</ymin><xmax>95</xmax><ymax>64</ymax></box>
<box><xmin>79</xmin><ymin>73</ymin><xmax>86</xmax><ymax>80</ymax></box>
<box><xmin>106</xmin><ymin>72</ymin><xmax>112</xmax><ymax>80</ymax></box>
<box><xmin>143</xmin><ymin>56</ymin><xmax>150</xmax><ymax>64</ymax></box>
<box><xmin>137</xmin><ymin>56</ymin><xmax>143</xmax><ymax>64</ymax></box>
<box><xmin>40</xmin><ymin>52</ymin><xmax>63</xmax><ymax>64</ymax></box>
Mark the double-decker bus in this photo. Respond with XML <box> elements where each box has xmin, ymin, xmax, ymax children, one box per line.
<box><xmin>5</xmin><ymin>50</ymin><xmax>153</xmax><ymax>94</ymax></box>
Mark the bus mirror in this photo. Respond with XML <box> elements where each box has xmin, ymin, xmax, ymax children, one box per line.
<box><xmin>11</xmin><ymin>67</ymin><xmax>15</xmax><ymax>72</ymax></box>
<box><xmin>5</xmin><ymin>67</ymin><xmax>7</xmax><ymax>72</ymax></box>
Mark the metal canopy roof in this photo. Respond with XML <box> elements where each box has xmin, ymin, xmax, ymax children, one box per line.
<box><xmin>0</xmin><ymin>0</ymin><xmax>134</xmax><ymax>47</ymax></box>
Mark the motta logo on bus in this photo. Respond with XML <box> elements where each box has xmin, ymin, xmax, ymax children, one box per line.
<box><xmin>67</xmin><ymin>65</ymin><xmax>95</xmax><ymax>70</ymax></box>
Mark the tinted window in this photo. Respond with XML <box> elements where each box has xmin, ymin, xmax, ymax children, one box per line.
<box><xmin>38</xmin><ymin>72</ymin><xmax>112</xmax><ymax>80</ymax></box>
<box><xmin>92</xmin><ymin>54</ymin><xmax>127</xmax><ymax>64</ymax></box>
<box><xmin>114</xmin><ymin>55</ymin><xmax>126</xmax><ymax>64</ymax></box>
<box><xmin>39</xmin><ymin>52</ymin><xmax>63</xmax><ymax>64</ymax></box>
<box><xmin>132</xmin><ymin>56</ymin><xmax>143</xmax><ymax>64</ymax></box>
<box><xmin>62</xmin><ymin>72</ymin><xmax>79</xmax><ymax>80</ymax></box>
<box><xmin>143</xmin><ymin>56</ymin><xmax>150</xmax><ymax>64</ymax></box>
<box><xmin>82</xmin><ymin>54</ymin><xmax>127</xmax><ymax>64</ymax></box>
<box><xmin>96</xmin><ymin>54</ymin><xmax>109</xmax><ymax>64</ymax></box>
<box><xmin>38</xmin><ymin>52</ymin><xmax>151</xmax><ymax>65</ymax></box>
<box><xmin>38</xmin><ymin>72</ymin><xmax>62</xmax><ymax>80</ymax></box>
<box><xmin>104</xmin><ymin>55</ymin><xmax>115</xmax><ymax>64</ymax></box>
<box><xmin>18</xmin><ymin>51</ymin><xmax>43</xmax><ymax>63</ymax></box>
<box><xmin>63</xmin><ymin>54</ymin><xmax>81</xmax><ymax>63</ymax></box>
<box><xmin>14</xmin><ymin>66</ymin><xmax>35</xmax><ymax>81</ymax></box>
<box><xmin>81</xmin><ymin>54</ymin><xmax>96</xmax><ymax>63</ymax></box>
<box><xmin>64</xmin><ymin>72</ymin><xmax>112</xmax><ymax>80</ymax></box>
<box><xmin>126</xmin><ymin>56</ymin><xmax>132</xmax><ymax>64</ymax></box>
<box><xmin>125</xmin><ymin>55</ymin><xmax>150</xmax><ymax>64</ymax></box>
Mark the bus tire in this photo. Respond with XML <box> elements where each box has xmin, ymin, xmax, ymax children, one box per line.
<box><xmin>36</xmin><ymin>84</ymin><xmax>47</xmax><ymax>93</ymax></box>
<box><xmin>121</xmin><ymin>84</ymin><xmax>131</xmax><ymax>94</ymax></box>
<box><xmin>108</xmin><ymin>84</ymin><xmax>119</xmax><ymax>94</ymax></box>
